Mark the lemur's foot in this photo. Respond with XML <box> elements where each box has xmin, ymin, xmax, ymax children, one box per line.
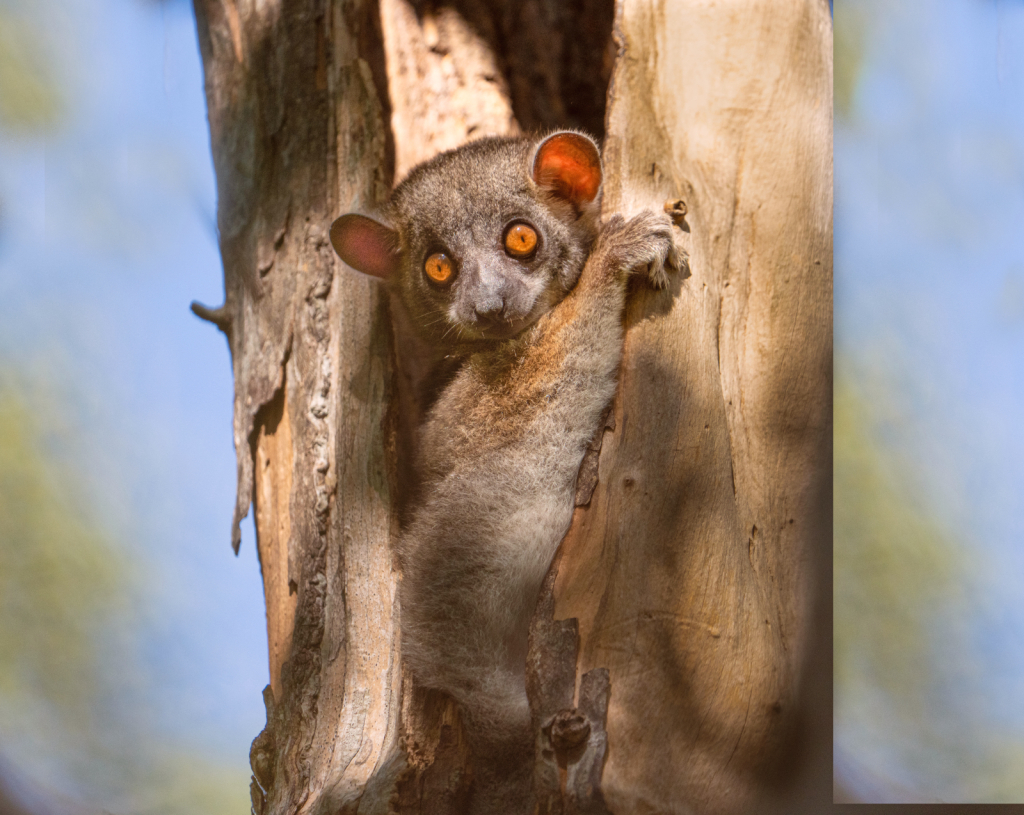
<box><xmin>597</xmin><ymin>210</ymin><xmax>680</xmax><ymax>289</ymax></box>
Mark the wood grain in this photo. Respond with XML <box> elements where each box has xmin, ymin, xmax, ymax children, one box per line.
<box><xmin>551</xmin><ymin>1</ymin><xmax>833</xmax><ymax>812</ymax></box>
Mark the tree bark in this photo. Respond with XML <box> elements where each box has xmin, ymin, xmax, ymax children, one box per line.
<box><xmin>549</xmin><ymin>2</ymin><xmax>833</xmax><ymax>812</ymax></box>
<box><xmin>192</xmin><ymin>0</ymin><xmax>831</xmax><ymax>812</ymax></box>
<box><xmin>192</xmin><ymin>2</ymin><xmax>402</xmax><ymax>812</ymax></box>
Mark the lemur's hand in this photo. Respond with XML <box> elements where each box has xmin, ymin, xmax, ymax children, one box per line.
<box><xmin>597</xmin><ymin>210</ymin><xmax>680</xmax><ymax>289</ymax></box>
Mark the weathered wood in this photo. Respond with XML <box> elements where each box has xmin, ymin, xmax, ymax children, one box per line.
<box><xmin>253</xmin><ymin>386</ymin><xmax>297</xmax><ymax>699</ymax></box>
<box><xmin>379</xmin><ymin>0</ymin><xmax>520</xmax><ymax>179</ymax></box>
<box><xmin>528</xmin><ymin>565</ymin><xmax>615</xmax><ymax>815</ymax></box>
<box><xmin>378</xmin><ymin>0</ymin><xmax>616</xmax><ymax>181</ymax></box>
<box><xmin>192</xmin><ymin>1</ymin><xmax>400</xmax><ymax>812</ymax></box>
<box><xmin>550</xmin><ymin>1</ymin><xmax>833</xmax><ymax>812</ymax></box>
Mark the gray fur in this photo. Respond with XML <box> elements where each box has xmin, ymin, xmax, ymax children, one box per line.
<box><xmin>384</xmin><ymin>135</ymin><xmax>601</xmax><ymax>350</ymax></box>
<box><xmin>402</xmin><ymin>210</ymin><xmax>676</xmax><ymax>814</ymax></box>
<box><xmin>330</xmin><ymin>134</ymin><xmax>678</xmax><ymax>813</ymax></box>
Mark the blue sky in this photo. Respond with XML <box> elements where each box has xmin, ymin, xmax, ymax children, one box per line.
<box><xmin>0</xmin><ymin>0</ymin><xmax>267</xmax><ymax>788</ymax></box>
<box><xmin>838</xmin><ymin>0</ymin><xmax>1024</xmax><ymax>550</ymax></box>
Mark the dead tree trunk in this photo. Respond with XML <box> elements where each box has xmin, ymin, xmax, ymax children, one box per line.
<box><xmin>192</xmin><ymin>0</ymin><xmax>831</xmax><ymax>812</ymax></box>
<box><xmin>549</xmin><ymin>3</ymin><xmax>833</xmax><ymax>812</ymax></box>
<box><xmin>192</xmin><ymin>2</ymin><xmax>403</xmax><ymax>811</ymax></box>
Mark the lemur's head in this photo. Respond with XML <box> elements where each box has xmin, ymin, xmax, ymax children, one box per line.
<box><xmin>329</xmin><ymin>131</ymin><xmax>602</xmax><ymax>349</ymax></box>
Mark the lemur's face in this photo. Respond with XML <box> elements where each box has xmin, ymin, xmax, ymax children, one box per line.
<box><xmin>330</xmin><ymin>132</ymin><xmax>602</xmax><ymax>351</ymax></box>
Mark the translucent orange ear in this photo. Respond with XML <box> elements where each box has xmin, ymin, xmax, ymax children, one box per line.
<box><xmin>329</xmin><ymin>214</ymin><xmax>401</xmax><ymax>279</ymax></box>
<box><xmin>532</xmin><ymin>132</ymin><xmax>602</xmax><ymax>208</ymax></box>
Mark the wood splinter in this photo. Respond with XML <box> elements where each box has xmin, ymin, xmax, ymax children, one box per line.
<box><xmin>190</xmin><ymin>300</ymin><xmax>233</xmax><ymax>335</ymax></box>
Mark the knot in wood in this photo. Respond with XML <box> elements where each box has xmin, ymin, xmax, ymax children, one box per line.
<box><xmin>549</xmin><ymin>708</ymin><xmax>591</xmax><ymax>752</ymax></box>
<box><xmin>663</xmin><ymin>198</ymin><xmax>688</xmax><ymax>225</ymax></box>
<box><xmin>249</xmin><ymin>727</ymin><xmax>275</xmax><ymax>791</ymax></box>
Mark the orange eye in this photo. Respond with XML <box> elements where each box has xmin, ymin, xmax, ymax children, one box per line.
<box><xmin>504</xmin><ymin>223</ymin><xmax>538</xmax><ymax>258</ymax></box>
<box><xmin>424</xmin><ymin>252</ymin><xmax>454</xmax><ymax>284</ymax></box>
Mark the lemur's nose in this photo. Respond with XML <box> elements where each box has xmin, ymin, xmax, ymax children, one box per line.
<box><xmin>474</xmin><ymin>295</ymin><xmax>504</xmax><ymax>320</ymax></box>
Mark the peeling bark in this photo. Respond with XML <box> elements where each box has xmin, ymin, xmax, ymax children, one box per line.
<box><xmin>193</xmin><ymin>1</ymin><xmax>400</xmax><ymax>812</ymax></box>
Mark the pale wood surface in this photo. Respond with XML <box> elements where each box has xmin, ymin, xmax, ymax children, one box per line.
<box><xmin>379</xmin><ymin>0</ymin><xmax>519</xmax><ymax>180</ymax></box>
<box><xmin>551</xmin><ymin>1</ymin><xmax>833</xmax><ymax>812</ymax></box>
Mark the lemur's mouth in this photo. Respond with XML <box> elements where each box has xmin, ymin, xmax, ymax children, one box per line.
<box><xmin>448</xmin><ymin>291</ymin><xmax>556</xmax><ymax>345</ymax></box>
<box><xmin>473</xmin><ymin>315</ymin><xmax>533</xmax><ymax>340</ymax></box>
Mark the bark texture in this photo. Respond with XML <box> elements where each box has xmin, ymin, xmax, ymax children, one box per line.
<box><xmin>548</xmin><ymin>1</ymin><xmax>833</xmax><ymax>812</ymax></box>
<box><xmin>193</xmin><ymin>0</ymin><xmax>832</xmax><ymax>812</ymax></box>
<box><xmin>377</xmin><ymin>0</ymin><xmax>615</xmax><ymax>176</ymax></box>
<box><xmin>193</xmin><ymin>1</ymin><xmax>401</xmax><ymax>812</ymax></box>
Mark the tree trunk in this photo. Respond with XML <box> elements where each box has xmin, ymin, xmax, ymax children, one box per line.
<box><xmin>191</xmin><ymin>0</ymin><xmax>831</xmax><ymax>812</ymax></box>
<box><xmin>550</xmin><ymin>3</ymin><xmax>833</xmax><ymax>812</ymax></box>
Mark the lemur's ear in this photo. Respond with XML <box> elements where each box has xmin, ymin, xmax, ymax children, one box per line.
<box><xmin>532</xmin><ymin>132</ymin><xmax>602</xmax><ymax>209</ymax></box>
<box><xmin>329</xmin><ymin>214</ymin><xmax>401</xmax><ymax>279</ymax></box>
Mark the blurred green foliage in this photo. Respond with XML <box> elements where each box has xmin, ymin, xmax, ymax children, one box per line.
<box><xmin>834</xmin><ymin>364</ymin><xmax>966</xmax><ymax>798</ymax></box>
<box><xmin>0</xmin><ymin>373</ymin><xmax>250</xmax><ymax>814</ymax></box>
<box><xmin>834</xmin><ymin>2</ymin><xmax>866</xmax><ymax>119</ymax></box>
<box><xmin>0</xmin><ymin>2</ymin><xmax>62</xmax><ymax>133</ymax></box>
<box><xmin>0</xmin><ymin>384</ymin><xmax>127</xmax><ymax>721</ymax></box>
<box><xmin>834</xmin><ymin>370</ymin><xmax>962</xmax><ymax>702</ymax></box>
<box><xmin>835</xmin><ymin>362</ymin><xmax>1024</xmax><ymax>802</ymax></box>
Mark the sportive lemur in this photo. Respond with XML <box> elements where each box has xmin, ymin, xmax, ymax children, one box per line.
<box><xmin>330</xmin><ymin>131</ymin><xmax>678</xmax><ymax>812</ymax></box>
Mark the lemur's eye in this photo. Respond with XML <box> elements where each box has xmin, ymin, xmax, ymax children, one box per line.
<box><xmin>424</xmin><ymin>252</ymin><xmax>454</xmax><ymax>284</ymax></box>
<box><xmin>504</xmin><ymin>223</ymin><xmax>538</xmax><ymax>258</ymax></box>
